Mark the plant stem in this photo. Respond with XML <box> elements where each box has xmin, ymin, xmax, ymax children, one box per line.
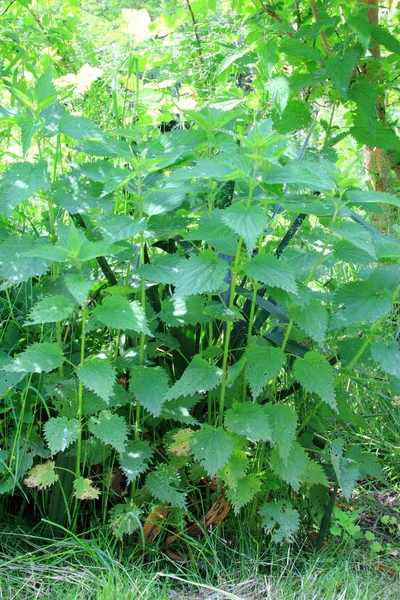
<box><xmin>218</xmin><ymin>239</ymin><xmax>243</xmax><ymax>425</ymax></box>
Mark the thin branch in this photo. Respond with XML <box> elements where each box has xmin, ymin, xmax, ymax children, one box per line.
<box><xmin>258</xmin><ymin>0</ymin><xmax>282</xmax><ymax>23</ymax></box>
<box><xmin>308</xmin><ymin>0</ymin><xmax>332</xmax><ymax>55</ymax></box>
<box><xmin>185</xmin><ymin>0</ymin><xmax>203</xmax><ymax>61</ymax></box>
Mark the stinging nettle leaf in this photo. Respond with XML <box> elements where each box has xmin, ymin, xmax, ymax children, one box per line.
<box><xmin>245</xmin><ymin>346</ymin><xmax>285</xmax><ymax>399</ymax></box>
<box><xmin>331</xmin><ymin>280</ymin><xmax>393</xmax><ymax>329</ymax></box>
<box><xmin>130</xmin><ymin>366</ymin><xmax>169</xmax><ymax>416</ymax></box>
<box><xmin>146</xmin><ymin>464</ymin><xmax>187</xmax><ymax>508</ymax></box>
<box><xmin>118</xmin><ymin>440</ymin><xmax>153</xmax><ymax>483</ymax></box>
<box><xmin>92</xmin><ymin>295</ymin><xmax>151</xmax><ymax>335</ymax></box>
<box><xmin>88</xmin><ymin>410</ymin><xmax>128</xmax><ymax>453</ymax></box>
<box><xmin>266</xmin><ymin>76</ymin><xmax>290</xmax><ymax>114</ymax></box>
<box><xmin>25</xmin><ymin>295</ymin><xmax>75</xmax><ymax>325</ymax></box>
<box><xmin>96</xmin><ymin>215</ymin><xmax>147</xmax><ymax>244</ymax></box>
<box><xmin>288</xmin><ymin>298</ymin><xmax>328</xmax><ymax>344</ymax></box>
<box><xmin>191</xmin><ymin>426</ymin><xmax>233</xmax><ymax>477</ymax></box>
<box><xmin>165</xmin><ymin>355</ymin><xmax>223</xmax><ymax>400</ymax></box>
<box><xmin>159</xmin><ymin>296</ymin><xmax>208</xmax><ymax>327</ymax></box>
<box><xmin>259</xmin><ymin>500</ymin><xmax>300</xmax><ymax>543</ymax></box>
<box><xmin>173</xmin><ymin>250</ymin><xmax>229</xmax><ymax>296</ymax></box>
<box><xmin>264</xmin><ymin>404</ymin><xmax>297</xmax><ymax>465</ymax></box>
<box><xmin>270</xmin><ymin>441</ymin><xmax>308</xmax><ymax>491</ymax></box>
<box><xmin>225</xmin><ymin>402</ymin><xmax>272</xmax><ymax>442</ymax></box>
<box><xmin>221</xmin><ymin>204</ymin><xmax>265</xmax><ymax>256</ymax></box>
<box><xmin>43</xmin><ymin>417</ymin><xmax>80</xmax><ymax>455</ymax></box>
<box><xmin>243</xmin><ymin>254</ymin><xmax>297</xmax><ymax>294</ymax></box>
<box><xmin>346</xmin><ymin>189</ymin><xmax>400</xmax><ymax>209</ymax></box>
<box><xmin>226</xmin><ymin>473</ymin><xmax>261</xmax><ymax>514</ymax></box>
<box><xmin>371</xmin><ymin>341</ymin><xmax>400</xmax><ymax>379</ymax></box>
<box><xmin>0</xmin><ymin>236</ymin><xmax>50</xmax><ymax>289</ymax></box>
<box><xmin>73</xmin><ymin>476</ymin><xmax>101</xmax><ymax>500</ymax></box>
<box><xmin>77</xmin><ymin>357</ymin><xmax>116</xmax><ymax>403</ymax></box>
<box><xmin>293</xmin><ymin>351</ymin><xmax>337</xmax><ymax>410</ymax></box>
<box><xmin>64</xmin><ymin>274</ymin><xmax>93</xmax><ymax>306</ymax></box>
<box><xmin>0</xmin><ymin>160</ymin><xmax>49</xmax><ymax>215</ymax></box>
<box><xmin>1</xmin><ymin>342</ymin><xmax>64</xmax><ymax>374</ymax></box>
<box><xmin>325</xmin><ymin>51</ymin><xmax>358</xmax><ymax>97</ymax></box>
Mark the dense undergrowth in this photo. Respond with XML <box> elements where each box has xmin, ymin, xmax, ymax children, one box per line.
<box><xmin>0</xmin><ymin>0</ymin><xmax>399</xmax><ymax>591</ymax></box>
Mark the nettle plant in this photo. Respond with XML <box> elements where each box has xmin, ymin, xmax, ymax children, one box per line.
<box><xmin>0</xmin><ymin>69</ymin><xmax>399</xmax><ymax>547</ymax></box>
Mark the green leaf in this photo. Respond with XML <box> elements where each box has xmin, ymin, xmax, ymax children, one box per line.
<box><xmin>138</xmin><ymin>254</ymin><xmax>184</xmax><ymax>284</ymax></box>
<box><xmin>333</xmin><ymin>222</ymin><xmax>376</xmax><ymax>259</ymax></box>
<box><xmin>165</xmin><ymin>355</ymin><xmax>223</xmax><ymax>400</ymax></box>
<box><xmin>348</xmin><ymin>13</ymin><xmax>371</xmax><ymax>51</ymax></box>
<box><xmin>331</xmin><ymin>280</ymin><xmax>393</xmax><ymax>329</ymax></box>
<box><xmin>146</xmin><ymin>465</ymin><xmax>187</xmax><ymax>508</ymax></box>
<box><xmin>345</xmin><ymin>445</ymin><xmax>384</xmax><ymax>482</ymax></box>
<box><xmin>77</xmin><ymin>357</ymin><xmax>116</xmax><ymax>403</ymax></box>
<box><xmin>96</xmin><ymin>215</ymin><xmax>147</xmax><ymax>243</ymax></box>
<box><xmin>51</xmin><ymin>176</ymin><xmax>111</xmax><ymax>214</ymax></box>
<box><xmin>191</xmin><ymin>425</ymin><xmax>233</xmax><ymax>477</ymax></box>
<box><xmin>64</xmin><ymin>274</ymin><xmax>93</xmax><ymax>305</ymax></box>
<box><xmin>275</xmin><ymin>99</ymin><xmax>312</xmax><ymax>134</ymax></box>
<box><xmin>118</xmin><ymin>440</ymin><xmax>153</xmax><ymax>483</ymax></box>
<box><xmin>43</xmin><ymin>417</ymin><xmax>80</xmax><ymax>455</ymax></box>
<box><xmin>142</xmin><ymin>190</ymin><xmax>186</xmax><ymax>215</ymax></box>
<box><xmin>0</xmin><ymin>160</ymin><xmax>49</xmax><ymax>215</ymax></box>
<box><xmin>270</xmin><ymin>441</ymin><xmax>308</xmax><ymax>491</ymax></box>
<box><xmin>331</xmin><ymin>439</ymin><xmax>359</xmax><ymax>500</ymax></box>
<box><xmin>92</xmin><ymin>296</ymin><xmax>151</xmax><ymax>335</ymax></box>
<box><xmin>0</xmin><ymin>370</ymin><xmax>25</xmax><ymax>396</ymax></box>
<box><xmin>279</xmin><ymin>38</ymin><xmax>322</xmax><ymax>61</ymax></box>
<box><xmin>58</xmin><ymin>114</ymin><xmax>104</xmax><ymax>140</ymax></box>
<box><xmin>259</xmin><ymin>500</ymin><xmax>300</xmax><ymax>542</ymax></box>
<box><xmin>225</xmin><ymin>402</ymin><xmax>272</xmax><ymax>442</ymax></box>
<box><xmin>226</xmin><ymin>474</ymin><xmax>261</xmax><ymax>514</ymax></box>
<box><xmin>34</xmin><ymin>68</ymin><xmax>57</xmax><ymax>109</ymax></box>
<box><xmin>217</xmin><ymin>450</ymin><xmax>248</xmax><ymax>489</ymax></box>
<box><xmin>265</xmin><ymin>161</ymin><xmax>336</xmax><ymax>191</ymax></box>
<box><xmin>326</xmin><ymin>51</ymin><xmax>358</xmax><ymax>96</ymax></box>
<box><xmin>371</xmin><ymin>24</ymin><xmax>400</xmax><ymax>54</ymax></box>
<box><xmin>346</xmin><ymin>189</ymin><xmax>400</xmax><ymax>208</ymax></box>
<box><xmin>159</xmin><ymin>296</ymin><xmax>208</xmax><ymax>327</ymax></box>
<box><xmin>160</xmin><ymin>394</ymin><xmax>200</xmax><ymax>424</ymax></box>
<box><xmin>24</xmin><ymin>461</ymin><xmax>59</xmax><ymax>490</ymax></box>
<box><xmin>88</xmin><ymin>410</ymin><xmax>128</xmax><ymax>453</ymax></box>
<box><xmin>173</xmin><ymin>250</ymin><xmax>229</xmax><ymax>296</ymax></box>
<box><xmin>301</xmin><ymin>460</ymin><xmax>329</xmax><ymax>487</ymax></box>
<box><xmin>0</xmin><ymin>236</ymin><xmax>50</xmax><ymax>289</ymax></box>
<box><xmin>244</xmin><ymin>255</ymin><xmax>297</xmax><ymax>294</ymax></box>
<box><xmin>73</xmin><ymin>477</ymin><xmax>101</xmax><ymax>500</ymax></box>
<box><xmin>1</xmin><ymin>342</ymin><xmax>64</xmax><ymax>374</ymax></box>
<box><xmin>221</xmin><ymin>204</ymin><xmax>265</xmax><ymax>256</ymax></box>
<box><xmin>25</xmin><ymin>295</ymin><xmax>75</xmax><ymax>325</ymax></box>
<box><xmin>109</xmin><ymin>502</ymin><xmax>142</xmax><ymax>538</ymax></box>
<box><xmin>264</xmin><ymin>404</ymin><xmax>297</xmax><ymax>465</ymax></box>
<box><xmin>130</xmin><ymin>366</ymin><xmax>169</xmax><ymax>416</ymax></box>
<box><xmin>288</xmin><ymin>299</ymin><xmax>328</xmax><ymax>344</ymax></box>
<box><xmin>293</xmin><ymin>351</ymin><xmax>337</xmax><ymax>410</ymax></box>
<box><xmin>333</xmin><ymin>240</ymin><xmax>373</xmax><ymax>265</ymax></box>
<box><xmin>266</xmin><ymin>76</ymin><xmax>290</xmax><ymax>113</ymax></box>
<box><xmin>204</xmin><ymin>301</ymin><xmax>242</xmax><ymax>322</ymax></box>
<box><xmin>185</xmin><ymin>210</ymin><xmax>239</xmax><ymax>255</ymax></box>
<box><xmin>244</xmin><ymin>347</ymin><xmax>285</xmax><ymax>399</ymax></box>
<box><xmin>371</xmin><ymin>341</ymin><xmax>400</xmax><ymax>378</ymax></box>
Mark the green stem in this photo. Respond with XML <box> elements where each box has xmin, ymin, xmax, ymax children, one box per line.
<box><xmin>219</xmin><ymin>239</ymin><xmax>243</xmax><ymax>425</ymax></box>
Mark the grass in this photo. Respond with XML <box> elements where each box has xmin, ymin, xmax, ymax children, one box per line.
<box><xmin>0</xmin><ymin>514</ymin><xmax>399</xmax><ymax>600</ymax></box>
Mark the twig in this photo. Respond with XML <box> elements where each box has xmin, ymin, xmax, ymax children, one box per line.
<box><xmin>308</xmin><ymin>0</ymin><xmax>332</xmax><ymax>55</ymax></box>
<box><xmin>185</xmin><ymin>0</ymin><xmax>203</xmax><ymax>61</ymax></box>
<box><xmin>259</xmin><ymin>0</ymin><xmax>282</xmax><ymax>23</ymax></box>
